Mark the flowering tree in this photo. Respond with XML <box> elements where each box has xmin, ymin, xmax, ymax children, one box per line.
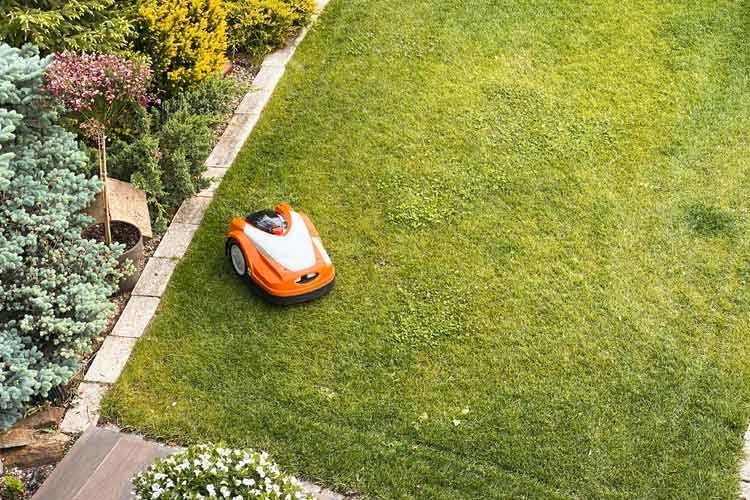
<box><xmin>42</xmin><ymin>52</ymin><xmax>155</xmax><ymax>244</ymax></box>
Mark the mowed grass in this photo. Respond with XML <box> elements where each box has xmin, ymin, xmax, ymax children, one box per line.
<box><xmin>103</xmin><ymin>1</ymin><xmax>750</xmax><ymax>497</ymax></box>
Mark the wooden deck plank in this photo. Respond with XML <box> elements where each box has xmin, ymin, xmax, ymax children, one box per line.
<box><xmin>32</xmin><ymin>428</ymin><xmax>121</xmax><ymax>500</ymax></box>
<box><xmin>74</xmin><ymin>435</ymin><xmax>164</xmax><ymax>500</ymax></box>
<box><xmin>32</xmin><ymin>428</ymin><xmax>178</xmax><ymax>500</ymax></box>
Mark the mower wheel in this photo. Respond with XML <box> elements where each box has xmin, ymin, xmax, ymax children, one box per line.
<box><xmin>228</xmin><ymin>240</ymin><xmax>249</xmax><ymax>277</ymax></box>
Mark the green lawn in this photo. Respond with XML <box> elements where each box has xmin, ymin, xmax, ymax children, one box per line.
<box><xmin>103</xmin><ymin>1</ymin><xmax>750</xmax><ymax>497</ymax></box>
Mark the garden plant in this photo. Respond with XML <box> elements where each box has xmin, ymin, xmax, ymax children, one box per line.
<box><xmin>42</xmin><ymin>51</ymin><xmax>154</xmax><ymax>244</ymax></box>
<box><xmin>132</xmin><ymin>444</ymin><xmax>311</xmax><ymax>499</ymax></box>
<box><xmin>0</xmin><ymin>0</ymin><xmax>134</xmax><ymax>54</ymax></box>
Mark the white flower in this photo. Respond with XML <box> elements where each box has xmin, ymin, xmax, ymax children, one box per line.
<box><xmin>242</xmin><ymin>478</ymin><xmax>255</xmax><ymax>486</ymax></box>
<box><xmin>256</xmin><ymin>466</ymin><xmax>266</xmax><ymax>478</ymax></box>
<box><xmin>207</xmin><ymin>484</ymin><xmax>217</xmax><ymax>497</ymax></box>
<box><xmin>220</xmin><ymin>485</ymin><xmax>231</xmax><ymax>497</ymax></box>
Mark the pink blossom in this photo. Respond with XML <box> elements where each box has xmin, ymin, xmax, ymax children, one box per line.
<box><xmin>41</xmin><ymin>51</ymin><xmax>156</xmax><ymax>140</ymax></box>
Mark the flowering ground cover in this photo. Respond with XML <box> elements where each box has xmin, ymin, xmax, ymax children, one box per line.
<box><xmin>103</xmin><ymin>0</ymin><xmax>750</xmax><ymax>497</ymax></box>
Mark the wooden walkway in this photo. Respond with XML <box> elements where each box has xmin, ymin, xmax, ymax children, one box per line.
<box><xmin>33</xmin><ymin>427</ymin><xmax>177</xmax><ymax>500</ymax></box>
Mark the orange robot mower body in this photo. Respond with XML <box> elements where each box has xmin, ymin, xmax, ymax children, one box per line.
<box><xmin>226</xmin><ymin>204</ymin><xmax>335</xmax><ymax>304</ymax></box>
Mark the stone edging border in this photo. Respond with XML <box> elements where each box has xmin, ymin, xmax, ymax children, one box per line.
<box><xmin>58</xmin><ymin>2</ymin><xmax>341</xmax><ymax>497</ymax></box>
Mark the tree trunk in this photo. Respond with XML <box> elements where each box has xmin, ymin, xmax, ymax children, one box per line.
<box><xmin>98</xmin><ymin>133</ymin><xmax>112</xmax><ymax>245</ymax></box>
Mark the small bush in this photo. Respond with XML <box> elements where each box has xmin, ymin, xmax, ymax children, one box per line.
<box><xmin>157</xmin><ymin>110</ymin><xmax>213</xmax><ymax>208</ymax></box>
<box><xmin>159</xmin><ymin>77</ymin><xmax>249</xmax><ymax>125</ymax></box>
<box><xmin>0</xmin><ymin>0</ymin><xmax>134</xmax><ymax>54</ymax></box>
<box><xmin>1</xmin><ymin>476</ymin><xmax>25</xmax><ymax>500</ymax></box>
<box><xmin>136</xmin><ymin>0</ymin><xmax>228</xmax><ymax>92</ymax></box>
<box><xmin>109</xmin><ymin>112</ymin><xmax>212</xmax><ymax>232</ymax></box>
<box><xmin>132</xmin><ymin>444</ymin><xmax>312</xmax><ymax>499</ymax></box>
<box><xmin>106</xmin><ymin>77</ymin><xmax>246</xmax><ymax>231</ymax></box>
<box><xmin>226</xmin><ymin>0</ymin><xmax>315</xmax><ymax>59</ymax></box>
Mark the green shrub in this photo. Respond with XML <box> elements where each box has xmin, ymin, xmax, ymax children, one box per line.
<box><xmin>107</xmin><ymin>77</ymin><xmax>246</xmax><ymax>231</ymax></box>
<box><xmin>135</xmin><ymin>0</ymin><xmax>228</xmax><ymax>92</ymax></box>
<box><xmin>0</xmin><ymin>0</ymin><xmax>134</xmax><ymax>54</ymax></box>
<box><xmin>159</xmin><ymin>77</ymin><xmax>250</xmax><ymax>124</ymax></box>
<box><xmin>109</xmin><ymin>112</ymin><xmax>211</xmax><ymax>232</ymax></box>
<box><xmin>132</xmin><ymin>444</ymin><xmax>312</xmax><ymax>499</ymax></box>
<box><xmin>284</xmin><ymin>0</ymin><xmax>316</xmax><ymax>23</ymax></box>
<box><xmin>0</xmin><ymin>44</ymin><xmax>122</xmax><ymax>430</ymax></box>
<box><xmin>157</xmin><ymin>110</ymin><xmax>213</xmax><ymax>209</ymax></box>
<box><xmin>0</xmin><ymin>476</ymin><xmax>25</xmax><ymax>500</ymax></box>
<box><xmin>226</xmin><ymin>0</ymin><xmax>315</xmax><ymax>59</ymax></box>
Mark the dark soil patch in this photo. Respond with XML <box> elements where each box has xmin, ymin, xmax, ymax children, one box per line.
<box><xmin>83</xmin><ymin>221</ymin><xmax>141</xmax><ymax>250</ymax></box>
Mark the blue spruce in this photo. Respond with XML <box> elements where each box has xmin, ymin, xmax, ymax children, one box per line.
<box><xmin>0</xmin><ymin>44</ymin><xmax>122</xmax><ymax>429</ymax></box>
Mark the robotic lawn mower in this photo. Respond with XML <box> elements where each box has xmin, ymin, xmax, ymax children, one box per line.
<box><xmin>226</xmin><ymin>204</ymin><xmax>335</xmax><ymax>305</ymax></box>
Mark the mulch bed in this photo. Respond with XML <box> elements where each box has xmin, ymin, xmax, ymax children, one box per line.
<box><xmin>82</xmin><ymin>221</ymin><xmax>142</xmax><ymax>250</ymax></box>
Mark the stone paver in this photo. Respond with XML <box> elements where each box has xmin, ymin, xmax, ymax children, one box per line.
<box><xmin>742</xmin><ymin>480</ymin><xmax>750</xmax><ymax>500</ymax></box>
<box><xmin>153</xmin><ymin>223</ymin><xmax>198</xmax><ymax>259</ymax></box>
<box><xmin>236</xmin><ymin>89</ymin><xmax>273</xmax><ymax>115</ymax></box>
<box><xmin>204</xmin><ymin>113</ymin><xmax>261</xmax><ymax>167</ymax></box>
<box><xmin>262</xmin><ymin>44</ymin><xmax>296</xmax><ymax>68</ymax></box>
<box><xmin>84</xmin><ymin>336</ymin><xmax>137</xmax><ymax>384</ymax></box>
<box><xmin>32</xmin><ymin>428</ymin><xmax>179</xmax><ymax>500</ymax></box>
<box><xmin>740</xmin><ymin>427</ymin><xmax>750</xmax><ymax>497</ymax></box>
<box><xmin>131</xmin><ymin>257</ymin><xmax>177</xmax><ymax>297</ymax></box>
<box><xmin>59</xmin><ymin>382</ymin><xmax>108</xmax><ymax>434</ymax></box>
<box><xmin>196</xmin><ymin>185</ymin><xmax>216</xmax><ymax>198</ymax></box>
<box><xmin>203</xmin><ymin>166</ymin><xmax>228</xmax><ymax>181</ymax></box>
<box><xmin>111</xmin><ymin>296</ymin><xmax>160</xmax><ymax>338</ymax></box>
<box><xmin>196</xmin><ymin>167</ymin><xmax>229</xmax><ymax>197</ymax></box>
<box><xmin>251</xmin><ymin>65</ymin><xmax>286</xmax><ymax>93</ymax></box>
<box><xmin>173</xmin><ymin>196</ymin><xmax>212</xmax><ymax>225</ymax></box>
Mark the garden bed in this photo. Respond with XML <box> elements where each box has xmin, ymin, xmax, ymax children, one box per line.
<box><xmin>0</xmin><ymin>63</ymin><xmax>258</xmax><ymax>499</ymax></box>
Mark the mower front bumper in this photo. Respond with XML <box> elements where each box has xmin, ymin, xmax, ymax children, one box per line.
<box><xmin>248</xmin><ymin>276</ymin><xmax>336</xmax><ymax>305</ymax></box>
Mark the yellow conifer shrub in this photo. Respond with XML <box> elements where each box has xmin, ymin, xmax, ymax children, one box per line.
<box><xmin>137</xmin><ymin>0</ymin><xmax>228</xmax><ymax>91</ymax></box>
